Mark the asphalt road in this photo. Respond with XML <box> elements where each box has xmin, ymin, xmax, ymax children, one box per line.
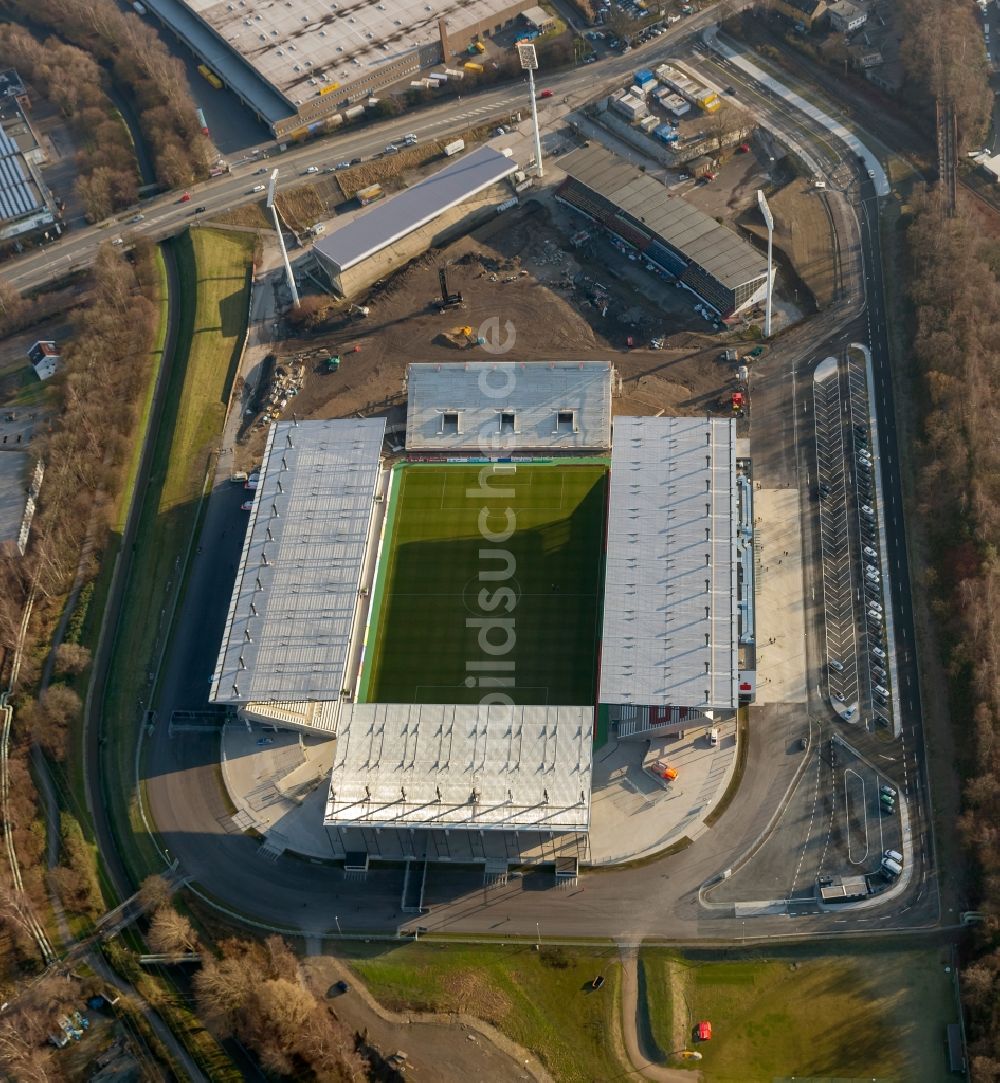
<box><xmin>0</xmin><ymin>9</ymin><xmax>727</xmax><ymax>295</ymax></box>
<box><xmin>69</xmin><ymin>15</ymin><xmax>943</xmax><ymax>942</ymax></box>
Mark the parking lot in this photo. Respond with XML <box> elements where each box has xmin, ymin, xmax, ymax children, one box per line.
<box><xmin>710</xmin><ymin>729</ymin><xmax>905</xmax><ymax>906</ymax></box>
<box><xmin>812</xmin><ymin>352</ymin><xmax>894</xmax><ymax>733</ymax></box>
<box><xmin>812</xmin><ymin>357</ymin><xmax>860</xmax><ymax>715</ymax></box>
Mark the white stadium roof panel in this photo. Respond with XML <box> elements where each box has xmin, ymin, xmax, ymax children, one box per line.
<box><xmin>600</xmin><ymin>416</ymin><xmax>738</xmax><ymax>709</ymax></box>
<box><xmin>315</xmin><ymin>147</ymin><xmax>517</xmax><ymax>274</ymax></box>
<box><xmin>211</xmin><ymin>418</ymin><xmax>384</xmax><ymax>706</ymax></box>
<box><xmin>405</xmin><ymin>360</ymin><xmax>613</xmax><ymax>452</ymax></box>
<box><xmin>324</xmin><ymin>703</ymin><xmax>594</xmax><ymax>831</ymax></box>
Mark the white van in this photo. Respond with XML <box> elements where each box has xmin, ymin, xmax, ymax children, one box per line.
<box><xmin>874</xmin><ymin>684</ymin><xmax>889</xmax><ymax>699</ymax></box>
<box><xmin>709</xmin><ymin>727</ymin><xmax>719</xmax><ymax>747</ymax></box>
<box><xmin>884</xmin><ymin>849</ymin><xmax>903</xmax><ymax>865</ymax></box>
<box><xmin>881</xmin><ymin>856</ymin><xmax>902</xmax><ymax>877</ymax></box>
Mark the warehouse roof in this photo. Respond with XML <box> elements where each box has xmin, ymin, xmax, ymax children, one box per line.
<box><xmin>172</xmin><ymin>0</ymin><xmax>523</xmax><ymax>108</ymax></box>
<box><xmin>315</xmin><ymin>147</ymin><xmax>517</xmax><ymax>275</ymax></box>
<box><xmin>405</xmin><ymin>361</ymin><xmax>613</xmax><ymax>452</ymax></box>
<box><xmin>210</xmin><ymin>418</ymin><xmax>384</xmax><ymax>706</ymax></box>
<box><xmin>0</xmin><ymin>125</ymin><xmax>42</xmax><ymax>225</ymax></box>
<box><xmin>560</xmin><ymin>145</ymin><xmax>768</xmax><ymax>291</ymax></box>
<box><xmin>134</xmin><ymin>0</ymin><xmax>293</xmax><ymax>124</ymax></box>
<box><xmin>324</xmin><ymin>703</ymin><xmax>594</xmax><ymax>831</ymax></box>
<box><xmin>600</xmin><ymin>416</ymin><xmax>739</xmax><ymax>709</ymax></box>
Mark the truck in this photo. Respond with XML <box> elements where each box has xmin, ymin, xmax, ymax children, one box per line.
<box><xmin>463</xmin><ymin>61</ymin><xmax>484</xmax><ymax>72</ymax></box>
<box><xmin>195</xmin><ymin>107</ymin><xmax>209</xmax><ymax>136</ymax></box>
<box><xmin>197</xmin><ymin>64</ymin><xmax>223</xmax><ymax>89</ymax></box>
<box><xmin>356</xmin><ymin>184</ymin><xmax>384</xmax><ymax>206</ymax></box>
<box><xmin>443</xmin><ymin>139</ymin><xmax>465</xmax><ymax>157</ymax></box>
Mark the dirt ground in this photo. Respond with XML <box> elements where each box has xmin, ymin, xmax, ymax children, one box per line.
<box><xmin>251</xmin><ymin>201</ymin><xmax>748</xmax><ymax>444</ymax></box>
<box><xmin>741</xmin><ymin>177</ymin><xmax>836</xmax><ymax>310</ymax></box>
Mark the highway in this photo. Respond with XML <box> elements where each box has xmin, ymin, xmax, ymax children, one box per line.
<box><xmin>35</xmin><ymin>14</ymin><xmax>940</xmax><ymax>943</ymax></box>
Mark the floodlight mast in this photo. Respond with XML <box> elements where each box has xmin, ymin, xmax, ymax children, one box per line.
<box><xmin>756</xmin><ymin>190</ymin><xmax>774</xmax><ymax>337</ymax></box>
<box><xmin>518</xmin><ymin>43</ymin><xmax>544</xmax><ymax>179</ymax></box>
<box><xmin>267</xmin><ymin>168</ymin><xmax>300</xmax><ymax>309</ymax></box>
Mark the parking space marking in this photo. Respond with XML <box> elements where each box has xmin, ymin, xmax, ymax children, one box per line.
<box><xmin>844</xmin><ymin>767</ymin><xmax>870</xmax><ymax>864</ymax></box>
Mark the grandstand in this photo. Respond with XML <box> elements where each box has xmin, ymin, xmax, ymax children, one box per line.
<box><xmin>558</xmin><ymin>145</ymin><xmax>770</xmax><ymax>316</ymax></box>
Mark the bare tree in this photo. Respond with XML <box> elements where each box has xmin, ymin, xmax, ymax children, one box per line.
<box><xmin>147</xmin><ymin>908</ymin><xmax>197</xmax><ymax>955</ymax></box>
<box><xmin>137</xmin><ymin>873</ymin><xmax>173</xmax><ymax>914</ymax></box>
<box><xmin>53</xmin><ymin>642</ymin><xmax>91</xmax><ymax>676</ymax></box>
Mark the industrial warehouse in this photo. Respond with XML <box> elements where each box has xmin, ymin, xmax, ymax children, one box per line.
<box><xmin>210</xmin><ymin>363</ymin><xmax>749</xmax><ymax>869</ymax></box>
<box><xmin>139</xmin><ymin>0</ymin><xmax>538</xmax><ymax>137</ymax></box>
<box><xmin>557</xmin><ymin>144</ymin><xmax>771</xmax><ymax>317</ymax></box>
<box><xmin>312</xmin><ymin>146</ymin><xmax>519</xmax><ymax>296</ymax></box>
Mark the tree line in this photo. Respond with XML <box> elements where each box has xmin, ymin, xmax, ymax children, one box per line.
<box><xmin>0</xmin><ymin>244</ymin><xmax>161</xmax><ymax>1003</ymax></box>
<box><xmin>0</xmin><ymin>26</ymin><xmax>140</xmax><ymax>223</ymax></box>
<box><xmin>907</xmin><ymin>190</ymin><xmax>1000</xmax><ymax>1080</ymax></box>
<box><xmin>0</xmin><ymin>0</ymin><xmax>214</xmax><ymax>190</ymax></box>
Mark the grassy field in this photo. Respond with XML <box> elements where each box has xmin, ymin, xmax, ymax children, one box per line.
<box><xmin>641</xmin><ymin>947</ymin><xmax>960</xmax><ymax>1081</ymax></box>
<box><xmin>361</xmin><ymin>463</ymin><xmax>607</xmax><ymax>705</ymax></box>
<box><xmin>342</xmin><ymin>941</ymin><xmax>624</xmax><ymax>1083</ymax></box>
<box><xmin>101</xmin><ymin>227</ymin><xmax>253</xmax><ymax>880</ymax></box>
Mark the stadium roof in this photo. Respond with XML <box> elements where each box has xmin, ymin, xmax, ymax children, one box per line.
<box><xmin>405</xmin><ymin>361</ymin><xmax>613</xmax><ymax>452</ymax></box>
<box><xmin>560</xmin><ymin>145</ymin><xmax>768</xmax><ymax>291</ymax></box>
<box><xmin>324</xmin><ymin>703</ymin><xmax>594</xmax><ymax>831</ymax></box>
<box><xmin>169</xmin><ymin>0</ymin><xmax>524</xmax><ymax>109</ymax></box>
<box><xmin>210</xmin><ymin>418</ymin><xmax>385</xmax><ymax>706</ymax></box>
<box><xmin>314</xmin><ymin>147</ymin><xmax>517</xmax><ymax>274</ymax></box>
<box><xmin>600</xmin><ymin>416</ymin><xmax>739</xmax><ymax>709</ymax></box>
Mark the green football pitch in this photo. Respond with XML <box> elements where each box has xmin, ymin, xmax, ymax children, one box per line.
<box><xmin>360</xmin><ymin>463</ymin><xmax>607</xmax><ymax>706</ymax></box>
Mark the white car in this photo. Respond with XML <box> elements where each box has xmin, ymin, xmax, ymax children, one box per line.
<box><xmin>303</xmin><ymin>165</ymin><xmax>320</xmax><ymax>174</ymax></box>
<box><xmin>130</xmin><ymin>213</ymin><xmax>144</xmax><ymax>223</ymax></box>
<box><xmin>863</xmin><ymin>545</ymin><xmax>878</xmax><ymax>558</ymax></box>
<box><xmin>336</xmin><ymin>161</ymin><xmax>351</xmax><ymax>170</ymax></box>
<box><xmin>250</xmin><ymin>184</ymin><xmax>266</xmax><ymax>193</ymax></box>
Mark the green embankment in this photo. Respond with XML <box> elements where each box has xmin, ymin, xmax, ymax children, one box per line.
<box><xmin>100</xmin><ymin>227</ymin><xmax>253</xmax><ymax>879</ymax></box>
<box><xmin>344</xmin><ymin>941</ymin><xmax>624</xmax><ymax>1083</ymax></box>
<box><xmin>641</xmin><ymin>947</ymin><xmax>959</xmax><ymax>1081</ymax></box>
<box><xmin>362</xmin><ymin>463</ymin><xmax>607</xmax><ymax>706</ymax></box>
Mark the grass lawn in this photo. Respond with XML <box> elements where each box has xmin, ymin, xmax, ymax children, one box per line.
<box><xmin>101</xmin><ymin>227</ymin><xmax>253</xmax><ymax>881</ymax></box>
<box><xmin>361</xmin><ymin>463</ymin><xmax>607</xmax><ymax>705</ymax></box>
<box><xmin>641</xmin><ymin>947</ymin><xmax>960</xmax><ymax>1082</ymax></box>
<box><xmin>341</xmin><ymin>941</ymin><xmax>624</xmax><ymax>1083</ymax></box>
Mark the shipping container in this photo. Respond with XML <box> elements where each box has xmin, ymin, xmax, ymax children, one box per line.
<box><xmin>443</xmin><ymin>138</ymin><xmax>466</xmax><ymax>156</ymax></box>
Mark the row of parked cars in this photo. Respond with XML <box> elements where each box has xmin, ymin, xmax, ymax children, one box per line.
<box><xmin>855</xmin><ymin>422</ymin><xmax>892</xmax><ymax>724</ymax></box>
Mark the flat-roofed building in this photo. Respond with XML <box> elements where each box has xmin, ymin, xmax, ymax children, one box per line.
<box><xmin>600</xmin><ymin>415</ymin><xmax>738</xmax><ymax>732</ymax></box>
<box><xmin>404</xmin><ymin>360</ymin><xmax>613</xmax><ymax>453</ymax></box>
<box><xmin>558</xmin><ymin>145</ymin><xmax>770</xmax><ymax>316</ymax></box>
<box><xmin>312</xmin><ymin>146</ymin><xmax>518</xmax><ymax>296</ymax></box>
<box><xmin>140</xmin><ymin>0</ymin><xmax>534</xmax><ymax>136</ymax></box>
<box><xmin>210</xmin><ymin>417</ymin><xmax>385</xmax><ymax>710</ymax></box>
<box><xmin>0</xmin><ymin>90</ymin><xmax>57</xmax><ymax>246</ymax></box>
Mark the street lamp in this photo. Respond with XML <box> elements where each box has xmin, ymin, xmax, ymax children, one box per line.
<box><xmin>756</xmin><ymin>189</ymin><xmax>774</xmax><ymax>338</ymax></box>
<box><xmin>517</xmin><ymin>43</ymin><xmax>544</xmax><ymax>179</ymax></box>
<box><xmin>535</xmin><ymin>921</ymin><xmax>540</xmax><ymax>948</ymax></box>
<box><xmin>334</xmin><ymin>914</ymin><xmax>342</xmax><ymax>936</ymax></box>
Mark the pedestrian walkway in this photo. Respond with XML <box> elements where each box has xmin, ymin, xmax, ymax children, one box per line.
<box><xmin>588</xmin><ymin>718</ymin><xmax>739</xmax><ymax>865</ymax></box>
<box><xmin>752</xmin><ymin>487</ymin><xmax>807</xmax><ymax>704</ymax></box>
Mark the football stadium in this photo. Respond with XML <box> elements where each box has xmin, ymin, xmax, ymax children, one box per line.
<box><xmin>211</xmin><ymin>360</ymin><xmax>749</xmax><ymax>870</ymax></box>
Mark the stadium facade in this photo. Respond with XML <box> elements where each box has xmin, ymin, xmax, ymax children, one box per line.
<box><xmin>139</xmin><ymin>0</ymin><xmax>535</xmax><ymax>137</ymax></box>
<box><xmin>557</xmin><ymin>145</ymin><xmax>771</xmax><ymax>318</ymax></box>
<box><xmin>212</xmin><ymin>363</ymin><xmax>745</xmax><ymax>868</ymax></box>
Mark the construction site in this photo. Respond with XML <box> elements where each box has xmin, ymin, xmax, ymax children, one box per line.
<box><xmin>232</xmin><ymin>199</ymin><xmax>767</xmax><ymax>470</ymax></box>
